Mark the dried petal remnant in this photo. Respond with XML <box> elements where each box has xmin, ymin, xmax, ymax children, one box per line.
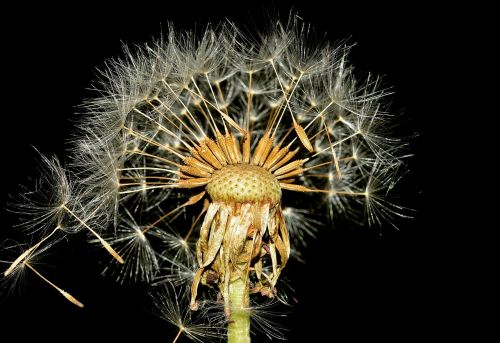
<box><xmin>188</xmin><ymin>144</ymin><xmax>293</xmax><ymax>313</ymax></box>
<box><xmin>206</xmin><ymin>164</ymin><xmax>281</xmax><ymax>205</ymax></box>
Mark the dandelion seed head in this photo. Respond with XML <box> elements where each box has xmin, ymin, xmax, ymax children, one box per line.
<box><xmin>3</xmin><ymin>13</ymin><xmax>414</xmax><ymax>342</ymax></box>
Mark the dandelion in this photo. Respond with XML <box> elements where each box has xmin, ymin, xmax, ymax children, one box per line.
<box><xmin>2</xmin><ymin>15</ymin><xmax>412</xmax><ymax>342</ymax></box>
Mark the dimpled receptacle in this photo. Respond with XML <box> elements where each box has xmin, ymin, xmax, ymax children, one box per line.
<box><xmin>206</xmin><ymin>164</ymin><xmax>281</xmax><ymax>206</ymax></box>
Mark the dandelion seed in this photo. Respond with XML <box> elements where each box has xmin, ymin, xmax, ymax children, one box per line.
<box><xmin>10</xmin><ymin>154</ymin><xmax>75</xmax><ymax>235</ymax></box>
<box><xmin>282</xmin><ymin>207</ymin><xmax>320</xmax><ymax>249</ymax></box>
<box><xmin>151</xmin><ymin>284</ymin><xmax>224</xmax><ymax>342</ymax></box>
<box><xmin>1</xmin><ymin>239</ymin><xmax>83</xmax><ymax>307</ymax></box>
<box><xmin>248</xmin><ymin>298</ymin><xmax>289</xmax><ymax>340</ymax></box>
<box><xmin>10</xmin><ymin>154</ymin><xmax>123</xmax><ymax>263</ymax></box>
<box><xmin>24</xmin><ymin>262</ymin><xmax>84</xmax><ymax>308</ymax></box>
<box><xmin>3</xmin><ymin>227</ymin><xmax>60</xmax><ymax>277</ymax></box>
<box><xmin>98</xmin><ymin>208</ymin><xmax>159</xmax><ymax>283</ymax></box>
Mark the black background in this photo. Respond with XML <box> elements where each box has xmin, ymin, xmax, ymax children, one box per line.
<box><xmin>0</xmin><ymin>1</ymin><xmax>452</xmax><ymax>341</ymax></box>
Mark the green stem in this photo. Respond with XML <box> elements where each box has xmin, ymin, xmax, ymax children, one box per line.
<box><xmin>227</xmin><ymin>277</ymin><xmax>250</xmax><ymax>343</ymax></box>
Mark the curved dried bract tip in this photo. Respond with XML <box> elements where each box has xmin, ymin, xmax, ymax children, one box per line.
<box><xmin>150</xmin><ymin>284</ymin><xmax>224</xmax><ymax>342</ymax></box>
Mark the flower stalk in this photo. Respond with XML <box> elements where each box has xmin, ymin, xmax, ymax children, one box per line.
<box><xmin>228</xmin><ymin>277</ymin><xmax>251</xmax><ymax>343</ymax></box>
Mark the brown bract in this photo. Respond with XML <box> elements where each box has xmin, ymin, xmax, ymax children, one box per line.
<box><xmin>176</xmin><ymin>131</ymin><xmax>312</xmax><ymax>312</ymax></box>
